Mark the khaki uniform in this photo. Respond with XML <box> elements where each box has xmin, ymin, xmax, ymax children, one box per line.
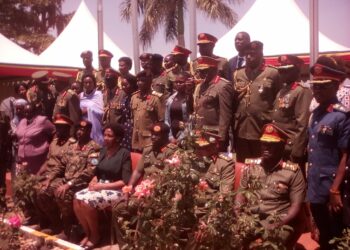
<box><xmin>75</xmin><ymin>68</ymin><xmax>97</xmax><ymax>83</ymax></box>
<box><xmin>27</xmin><ymin>85</ymin><xmax>56</xmax><ymax>119</ymax></box>
<box><xmin>52</xmin><ymin>89</ymin><xmax>81</xmax><ymax>135</ymax></box>
<box><xmin>112</xmin><ymin>142</ymin><xmax>178</xmax><ymax>245</ymax></box>
<box><xmin>271</xmin><ymin>82</ymin><xmax>312</xmax><ymax>161</ymax></box>
<box><xmin>103</xmin><ymin>88</ymin><xmax>127</xmax><ymax>125</ymax></box>
<box><xmin>37</xmin><ymin>139</ymin><xmax>100</xmax><ymax>235</ymax></box>
<box><xmin>102</xmin><ymin>86</ymin><xmax>119</xmax><ymax>108</ymax></box>
<box><xmin>191</xmin><ymin>56</ymin><xmax>229</xmax><ymax>80</ymax></box>
<box><xmin>240</xmin><ymin>158</ymin><xmax>305</xmax><ymax>248</ymax></box>
<box><xmin>96</xmin><ymin>68</ymin><xmax>119</xmax><ymax>91</ymax></box>
<box><xmin>193</xmin><ymin>76</ymin><xmax>234</xmax><ymax>140</ymax></box>
<box><xmin>130</xmin><ymin>91</ymin><xmax>164</xmax><ymax>151</ymax></box>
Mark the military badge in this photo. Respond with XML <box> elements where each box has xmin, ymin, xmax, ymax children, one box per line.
<box><xmin>319</xmin><ymin>125</ymin><xmax>333</xmax><ymax>135</ymax></box>
<box><xmin>91</xmin><ymin>158</ymin><xmax>99</xmax><ymax>165</ymax></box>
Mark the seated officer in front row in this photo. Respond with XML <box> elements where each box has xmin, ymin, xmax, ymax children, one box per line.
<box><xmin>235</xmin><ymin>123</ymin><xmax>306</xmax><ymax>250</ymax></box>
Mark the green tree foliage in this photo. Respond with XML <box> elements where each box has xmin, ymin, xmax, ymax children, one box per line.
<box><xmin>120</xmin><ymin>0</ymin><xmax>241</xmax><ymax>48</ymax></box>
<box><xmin>0</xmin><ymin>0</ymin><xmax>74</xmax><ymax>54</ymax></box>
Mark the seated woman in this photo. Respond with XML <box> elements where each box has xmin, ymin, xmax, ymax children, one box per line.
<box><xmin>165</xmin><ymin>71</ymin><xmax>194</xmax><ymax>142</ymax></box>
<box><xmin>73</xmin><ymin>122</ymin><xmax>132</xmax><ymax>249</ymax></box>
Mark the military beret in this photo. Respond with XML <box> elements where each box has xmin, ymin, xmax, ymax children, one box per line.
<box><xmin>98</xmin><ymin>49</ymin><xmax>113</xmax><ymax>58</ymax></box>
<box><xmin>139</xmin><ymin>53</ymin><xmax>152</xmax><ymax>61</ymax></box>
<box><xmin>247</xmin><ymin>41</ymin><xmax>264</xmax><ymax>52</ymax></box>
<box><xmin>78</xmin><ymin>120</ymin><xmax>92</xmax><ymax>129</ymax></box>
<box><xmin>260</xmin><ymin>123</ymin><xmax>289</xmax><ymax>143</ymax></box>
<box><xmin>151</xmin><ymin>122</ymin><xmax>170</xmax><ymax>135</ymax></box>
<box><xmin>52</xmin><ymin>71</ymin><xmax>72</xmax><ymax>83</ymax></box>
<box><xmin>54</xmin><ymin>113</ymin><xmax>73</xmax><ymax>126</ymax></box>
<box><xmin>196</xmin><ymin>56</ymin><xmax>219</xmax><ymax>70</ymax></box>
<box><xmin>80</xmin><ymin>50</ymin><xmax>93</xmax><ymax>59</ymax></box>
<box><xmin>276</xmin><ymin>55</ymin><xmax>304</xmax><ymax>70</ymax></box>
<box><xmin>171</xmin><ymin>45</ymin><xmax>192</xmax><ymax>56</ymax></box>
<box><xmin>32</xmin><ymin>71</ymin><xmax>50</xmax><ymax>84</ymax></box>
<box><xmin>310</xmin><ymin>55</ymin><xmax>347</xmax><ymax>84</ymax></box>
<box><xmin>197</xmin><ymin>33</ymin><xmax>218</xmax><ymax>45</ymax></box>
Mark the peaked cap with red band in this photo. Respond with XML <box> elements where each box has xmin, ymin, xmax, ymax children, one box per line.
<box><xmin>54</xmin><ymin>114</ymin><xmax>73</xmax><ymax>126</ymax></box>
<box><xmin>197</xmin><ymin>33</ymin><xmax>218</xmax><ymax>44</ymax></box>
<box><xmin>196</xmin><ymin>56</ymin><xmax>219</xmax><ymax>70</ymax></box>
<box><xmin>98</xmin><ymin>49</ymin><xmax>113</xmax><ymax>58</ymax></box>
<box><xmin>171</xmin><ymin>45</ymin><xmax>192</xmax><ymax>56</ymax></box>
<box><xmin>260</xmin><ymin>123</ymin><xmax>289</xmax><ymax>143</ymax></box>
<box><xmin>310</xmin><ymin>56</ymin><xmax>347</xmax><ymax>84</ymax></box>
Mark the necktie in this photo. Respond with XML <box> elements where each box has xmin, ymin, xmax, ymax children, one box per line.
<box><xmin>237</xmin><ymin>57</ymin><xmax>244</xmax><ymax>68</ymax></box>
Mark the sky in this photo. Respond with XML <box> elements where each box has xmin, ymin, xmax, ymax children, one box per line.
<box><xmin>60</xmin><ymin>0</ymin><xmax>350</xmax><ymax>58</ymax></box>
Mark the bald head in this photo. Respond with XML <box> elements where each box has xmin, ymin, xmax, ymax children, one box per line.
<box><xmin>235</xmin><ymin>32</ymin><xmax>251</xmax><ymax>56</ymax></box>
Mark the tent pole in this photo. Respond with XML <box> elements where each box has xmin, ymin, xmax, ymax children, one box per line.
<box><xmin>131</xmin><ymin>0</ymin><xmax>140</xmax><ymax>74</ymax></box>
<box><xmin>189</xmin><ymin>0</ymin><xmax>197</xmax><ymax>60</ymax></box>
<box><xmin>97</xmin><ymin>0</ymin><xmax>104</xmax><ymax>67</ymax></box>
<box><xmin>309</xmin><ymin>0</ymin><xmax>319</xmax><ymax>67</ymax></box>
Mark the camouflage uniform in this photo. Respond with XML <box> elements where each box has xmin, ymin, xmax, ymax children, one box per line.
<box><xmin>240</xmin><ymin>158</ymin><xmax>306</xmax><ymax>248</ymax></box>
<box><xmin>36</xmin><ymin>139</ymin><xmax>100</xmax><ymax>235</ymax></box>
<box><xmin>130</xmin><ymin>91</ymin><xmax>164</xmax><ymax>151</ymax></box>
<box><xmin>52</xmin><ymin>89</ymin><xmax>81</xmax><ymax>135</ymax></box>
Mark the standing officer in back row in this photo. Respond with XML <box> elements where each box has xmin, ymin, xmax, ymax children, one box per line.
<box><xmin>307</xmin><ymin>55</ymin><xmax>350</xmax><ymax>250</ymax></box>
<box><xmin>96</xmin><ymin>49</ymin><xmax>119</xmax><ymax>91</ymax></box>
<box><xmin>271</xmin><ymin>55</ymin><xmax>312</xmax><ymax>167</ymax></box>
<box><xmin>193</xmin><ymin>56</ymin><xmax>234</xmax><ymax>151</ymax></box>
<box><xmin>233</xmin><ymin>41</ymin><xmax>281</xmax><ymax>162</ymax></box>
<box><xmin>191</xmin><ymin>33</ymin><xmax>229</xmax><ymax>80</ymax></box>
<box><xmin>76</xmin><ymin>50</ymin><xmax>97</xmax><ymax>83</ymax></box>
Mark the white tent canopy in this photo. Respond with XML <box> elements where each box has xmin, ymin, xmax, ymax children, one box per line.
<box><xmin>214</xmin><ymin>0</ymin><xmax>350</xmax><ymax>59</ymax></box>
<box><xmin>39</xmin><ymin>0</ymin><xmax>127</xmax><ymax>70</ymax></box>
<box><xmin>0</xmin><ymin>33</ymin><xmax>42</xmax><ymax>65</ymax></box>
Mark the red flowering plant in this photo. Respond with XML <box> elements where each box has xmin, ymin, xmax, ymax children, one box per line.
<box><xmin>118</xmin><ymin>126</ymin><xmax>292</xmax><ymax>249</ymax></box>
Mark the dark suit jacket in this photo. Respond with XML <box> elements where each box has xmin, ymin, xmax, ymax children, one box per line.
<box><xmin>228</xmin><ymin>55</ymin><xmax>245</xmax><ymax>81</ymax></box>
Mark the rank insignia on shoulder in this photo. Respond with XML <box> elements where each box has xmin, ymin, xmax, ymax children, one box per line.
<box><xmin>332</xmin><ymin>103</ymin><xmax>350</xmax><ymax>113</ymax></box>
<box><xmin>69</xmin><ymin>138</ymin><xmax>77</xmax><ymax>143</ymax></box>
<box><xmin>152</xmin><ymin>91</ymin><xmax>163</xmax><ymax>98</ymax></box>
<box><xmin>281</xmin><ymin>161</ymin><xmax>299</xmax><ymax>172</ymax></box>
<box><xmin>244</xmin><ymin>158</ymin><xmax>262</xmax><ymax>165</ymax></box>
<box><xmin>219</xmin><ymin>153</ymin><xmax>232</xmax><ymax>161</ymax></box>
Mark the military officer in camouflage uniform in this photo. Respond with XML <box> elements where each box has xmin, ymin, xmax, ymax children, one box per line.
<box><xmin>35</xmin><ymin>114</ymin><xmax>74</xmax><ymax>231</ymax></box>
<box><xmin>36</xmin><ymin>120</ymin><xmax>100</xmax><ymax>239</ymax></box>
<box><xmin>191</xmin><ymin>33</ymin><xmax>229</xmax><ymax>80</ymax></box>
<box><xmin>193</xmin><ymin>56</ymin><xmax>234</xmax><ymax>151</ymax></box>
<box><xmin>76</xmin><ymin>50</ymin><xmax>97</xmax><ymax>83</ymax></box>
<box><xmin>96</xmin><ymin>49</ymin><xmax>119</xmax><ymax>91</ymax></box>
<box><xmin>112</xmin><ymin>123</ymin><xmax>178</xmax><ymax>246</ymax></box>
<box><xmin>233</xmin><ymin>41</ymin><xmax>281</xmax><ymax>162</ymax></box>
<box><xmin>271</xmin><ymin>55</ymin><xmax>312</xmax><ymax>167</ymax></box>
<box><xmin>27</xmin><ymin>71</ymin><xmax>56</xmax><ymax>120</ymax></box>
<box><xmin>131</xmin><ymin>71</ymin><xmax>164</xmax><ymax>152</ymax></box>
<box><xmin>236</xmin><ymin>123</ymin><xmax>306</xmax><ymax>250</ymax></box>
<box><xmin>52</xmin><ymin>72</ymin><xmax>81</xmax><ymax>136</ymax></box>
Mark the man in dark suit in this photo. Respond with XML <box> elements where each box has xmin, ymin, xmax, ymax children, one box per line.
<box><xmin>227</xmin><ymin>31</ymin><xmax>250</xmax><ymax>81</ymax></box>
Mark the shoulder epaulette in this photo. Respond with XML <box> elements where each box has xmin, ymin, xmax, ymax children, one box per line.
<box><xmin>219</xmin><ymin>77</ymin><xmax>230</xmax><ymax>83</ymax></box>
<box><xmin>88</xmin><ymin>152</ymin><xmax>99</xmax><ymax>158</ymax></box>
<box><xmin>281</xmin><ymin>161</ymin><xmax>299</xmax><ymax>172</ymax></box>
<box><xmin>244</xmin><ymin>158</ymin><xmax>262</xmax><ymax>165</ymax></box>
<box><xmin>67</xmin><ymin>89</ymin><xmax>76</xmax><ymax>96</ymax></box>
<box><xmin>218</xmin><ymin>153</ymin><xmax>232</xmax><ymax>161</ymax></box>
<box><xmin>166</xmin><ymin>143</ymin><xmax>178</xmax><ymax>150</ymax></box>
<box><xmin>333</xmin><ymin>103</ymin><xmax>350</xmax><ymax>113</ymax></box>
<box><xmin>152</xmin><ymin>90</ymin><xmax>163</xmax><ymax>98</ymax></box>
<box><xmin>132</xmin><ymin>90</ymin><xmax>140</xmax><ymax>96</ymax></box>
<box><xmin>68</xmin><ymin>137</ymin><xmax>77</xmax><ymax>143</ymax></box>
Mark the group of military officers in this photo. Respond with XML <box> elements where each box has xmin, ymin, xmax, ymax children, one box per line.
<box><xmin>1</xmin><ymin>30</ymin><xmax>350</xmax><ymax>249</ymax></box>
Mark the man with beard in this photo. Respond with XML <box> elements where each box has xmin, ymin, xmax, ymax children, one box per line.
<box><xmin>236</xmin><ymin>123</ymin><xmax>305</xmax><ymax>250</ymax></box>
